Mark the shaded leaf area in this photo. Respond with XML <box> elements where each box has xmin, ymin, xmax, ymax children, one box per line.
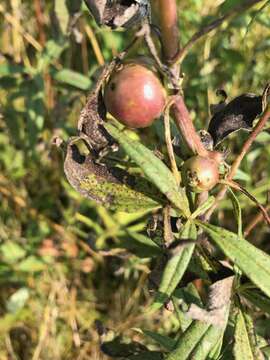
<box><xmin>63</xmin><ymin>138</ymin><xmax>163</xmax><ymax>212</ymax></box>
<box><xmin>242</xmin><ymin>289</ymin><xmax>270</xmax><ymax>315</ymax></box>
<box><xmin>100</xmin><ymin>336</ymin><xmax>164</xmax><ymax>359</ymax></box>
<box><xmin>208</xmin><ymin>84</ymin><xmax>269</xmax><ymax>145</ymax></box>
<box><xmin>119</xmin><ymin>231</ymin><xmax>163</xmax><ymax>258</ymax></box>
<box><xmin>140</xmin><ymin>329</ymin><xmax>176</xmax><ymax>351</ymax></box>
<box><xmin>197</xmin><ymin>221</ymin><xmax>270</xmax><ymax>298</ymax></box>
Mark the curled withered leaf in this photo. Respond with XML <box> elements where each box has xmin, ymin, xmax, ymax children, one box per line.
<box><xmin>78</xmin><ymin>88</ymin><xmax>115</xmax><ymax>154</ymax></box>
<box><xmin>209</xmin><ymin>89</ymin><xmax>228</xmax><ymax>116</ymax></box>
<box><xmin>63</xmin><ymin>138</ymin><xmax>163</xmax><ymax>212</ymax></box>
<box><xmin>198</xmin><ymin>130</ymin><xmax>214</xmax><ymax>151</ymax></box>
<box><xmin>77</xmin><ymin>63</ymin><xmax>117</xmax><ymax>155</ymax></box>
<box><xmin>84</xmin><ymin>0</ymin><xmax>150</xmax><ymax>29</ymax></box>
<box><xmin>208</xmin><ymin>83</ymin><xmax>270</xmax><ymax>146</ymax></box>
<box><xmin>186</xmin><ymin>276</ymin><xmax>234</xmax><ymax>328</ymax></box>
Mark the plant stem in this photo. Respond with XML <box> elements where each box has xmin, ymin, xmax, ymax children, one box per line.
<box><xmin>172</xmin><ymin>95</ymin><xmax>209</xmax><ymax>156</ymax></box>
<box><xmin>157</xmin><ymin>0</ymin><xmax>180</xmax><ymax>62</ymax></box>
<box><xmin>156</xmin><ymin>0</ymin><xmax>207</xmax><ymax>156</ymax></box>
<box><xmin>244</xmin><ymin>204</ymin><xmax>270</xmax><ymax>237</ymax></box>
<box><xmin>220</xmin><ymin>179</ymin><xmax>270</xmax><ymax>226</ymax></box>
<box><xmin>205</xmin><ymin>104</ymin><xmax>270</xmax><ymax>221</ymax></box>
<box><xmin>164</xmin><ymin>102</ymin><xmax>181</xmax><ymax>183</ymax></box>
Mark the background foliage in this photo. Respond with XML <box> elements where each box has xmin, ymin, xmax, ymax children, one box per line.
<box><xmin>0</xmin><ymin>0</ymin><xmax>270</xmax><ymax>359</ymax></box>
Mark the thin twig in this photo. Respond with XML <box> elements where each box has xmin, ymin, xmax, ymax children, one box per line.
<box><xmin>163</xmin><ymin>205</ymin><xmax>174</xmax><ymax>247</ymax></box>
<box><xmin>85</xmin><ymin>23</ymin><xmax>105</xmax><ymax>66</ymax></box>
<box><xmin>34</xmin><ymin>0</ymin><xmax>46</xmax><ymax>46</ymax></box>
<box><xmin>244</xmin><ymin>204</ymin><xmax>270</xmax><ymax>237</ymax></box>
<box><xmin>0</xmin><ymin>3</ymin><xmax>42</xmax><ymax>52</ymax></box>
<box><xmin>172</xmin><ymin>0</ymin><xmax>264</xmax><ymax>65</ymax></box>
<box><xmin>164</xmin><ymin>100</ymin><xmax>180</xmax><ymax>184</ymax></box>
<box><xmin>220</xmin><ymin>179</ymin><xmax>270</xmax><ymax>226</ymax></box>
<box><xmin>204</xmin><ymin>104</ymin><xmax>270</xmax><ymax>221</ymax></box>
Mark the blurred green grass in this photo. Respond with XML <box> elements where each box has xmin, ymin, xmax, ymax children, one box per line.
<box><xmin>0</xmin><ymin>0</ymin><xmax>270</xmax><ymax>358</ymax></box>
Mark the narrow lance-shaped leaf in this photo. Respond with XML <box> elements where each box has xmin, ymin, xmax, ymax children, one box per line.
<box><xmin>190</xmin><ymin>196</ymin><xmax>215</xmax><ymax>219</ymax></box>
<box><xmin>197</xmin><ymin>221</ymin><xmax>270</xmax><ymax>298</ymax></box>
<box><xmin>167</xmin><ymin>276</ymin><xmax>233</xmax><ymax>360</ymax></box>
<box><xmin>228</xmin><ymin>187</ymin><xmax>242</xmax><ymax>238</ymax></box>
<box><xmin>139</xmin><ymin>329</ymin><xmax>176</xmax><ymax>351</ymax></box>
<box><xmin>105</xmin><ymin>123</ymin><xmax>190</xmax><ymax>217</ymax></box>
<box><xmin>63</xmin><ymin>138</ymin><xmax>163</xmax><ymax>213</ymax></box>
<box><xmin>173</xmin><ymin>283</ymin><xmax>203</xmax><ymax>332</ymax></box>
<box><xmin>234</xmin><ymin>309</ymin><xmax>254</xmax><ymax>360</ymax></box>
<box><xmin>149</xmin><ymin>222</ymin><xmax>196</xmax><ymax>312</ymax></box>
<box><xmin>53</xmin><ymin>69</ymin><xmax>92</xmax><ymax>90</ymax></box>
<box><xmin>184</xmin><ymin>278</ymin><xmax>233</xmax><ymax>359</ymax></box>
<box><xmin>242</xmin><ymin>290</ymin><xmax>270</xmax><ymax>316</ymax></box>
<box><xmin>189</xmin><ymin>324</ymin><xmax>225</xmax><ymax>360</ymax></box>
<box><xmin>166</xmin><ymin>322</ymin><xmax>210</xmax><ymax>360</ymax></box>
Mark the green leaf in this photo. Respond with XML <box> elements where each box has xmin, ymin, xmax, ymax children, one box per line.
<box><xmin>139</xmin><ymin>330</ymin><xmax>176</xmax><ymax>351</ymax></box>
<box><xmin>105</xmin><ymin>123</ymin><xmax>190</xmax><ymax>217</ymax></box>
<box><xmin>54</xmin><ymin>0</ymin><xmax>70</xmax><ymax>34</ymax></box>
<box><xmin>119</xmin><ymin>231</ymin><xmax>163</xmax><ymax>258</ymax></box>
<box><xmin>150</xmin><ymin>222</ymin><xmax>196</xmax><ymax>312</ymax></box>
<box><xmin>242</xmin><ymin>290</ymin><xmax>270</xmax><ymax>315</ymax></box>
<box><xmin>1</xmin><ymin>241</ymin><xmax>26</xmax><ymax>263</ymax></box>
<box><xmin>166</xmin><ymin>321</ymin><xmax>210</xmax><ymax>360</ymax></box>
<box><xmin>37</xmin><ymin>40</ymin><xmax>67</xmax><ymax>71</ymax></box>
<box><xmin>64</xmin><ymin>139</ymin><xmax>162</xmax><ymax>213</ymax></box>
<box><xmin>197</xmin><ymin>221</ymin><xmax>270</xmax><ymax>298</ymax></box>
<box><xmin>190</xmin><ymin>196</ymin><xmax>215</xmax><ymax>219</ymax></box>
<box><xmin>173</xmin><ymin>283</ymin><xmax>203</xmax><ymax>332</ymax></box>
<box><xmin>261</xmin><ymin>345</ymin><xmax>270</xmax><ymax>357</ymax></box>
<box><xmin>0</xmin><ymin>63</ymin><xmax>25</xmax><ymax>76</ymax></box>
<box><xmin>228</xmin><ymin>188</ymin><xmax>242</xmax><ymax>237</ymax></box>
<box><xmin>53</xmin><ymin>69</ymin><xmax>92</xmax><ymax>90</ymax></box>
<box><xmin>189</xmin><ymin>324</ymin><xmax>225</xmax><ymax>360</ymax></box>
<box><xmin>7</xmin><ymin>288</ymin><xmax>30</xmax><ymax>313</ymax></box>
<box><xmin>234</xmin><ymin>309</ymin><xmax>254</xmax><ymax>360</ymax></box>
<box><xmin>128</xmin><ymin>352</ymin><xmax>164</xmax><ymax>360</ymax></box>
<box><xmin>16</xmin><ymin>256</ymin><xmax>46</xmax><ymax>272</ymax></box>
<box><xmin>208</xmin><ymin>336</ymin><xmax>224</xmax><ymax>359</ymax></box>
<box><xmin>167</xmin><ymin>276</ymin><xmax>231</xmax><ymax>360</ymax></box>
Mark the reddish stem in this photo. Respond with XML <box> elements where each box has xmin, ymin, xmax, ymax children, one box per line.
<box><xmin>156</xmin><ymin>0</ymin><xmax>208</xmax><ymax>157</ymax></box>
<box><xmin>157</xmin><ymin>0</ymin><xmax>180</xmax><ymax>62</ymax></box>
<box><xmin>172</xmin><ymin>95</ymin><xmax>209</xmax><ymax>157</ymax></box>
<box><xmin>34</xmin><ymin>0</ymin><xmax>46</xmax><ymax>46</ymax></box>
